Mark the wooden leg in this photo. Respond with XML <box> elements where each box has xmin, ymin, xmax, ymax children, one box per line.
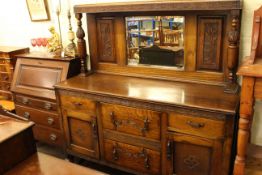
<box><xmin>233</xmin><ymin>76</ymin><xmax>255</xmax><ymax>175</ymax></box>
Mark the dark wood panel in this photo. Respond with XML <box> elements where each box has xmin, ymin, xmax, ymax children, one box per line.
<box><xmin>55</xmin><ymin>73</ymin><xmax>239</xmax><ymax>114</ymax></box>
<box><xmin>197</xmin><ymin>17</ymin><xmax>223</xmax><ymax>71</ymax></box>
<box><xmin>97</xmin><ymin>18</ymin><xmax>116</xmax><ymax>63</ymax></box>
<box><xmin>74</xmin><ymin>0</ymin><xmax>242</xmax><ymax>13</ymax></box>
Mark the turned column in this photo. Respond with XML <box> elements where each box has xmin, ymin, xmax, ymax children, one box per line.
<box><xmin>233</xmin><ymin>76</ymin><xmax>255</xmax><ymax>175</ymax></box>
<box><xmin>224</xmin><ymin>10</ymin><xmax>240</xmax><ymax>94</ymax></box>
<box><xmin>75</xmin><ymin>13</ymin><xmax>88</xmax><ymax>75</ymax></box>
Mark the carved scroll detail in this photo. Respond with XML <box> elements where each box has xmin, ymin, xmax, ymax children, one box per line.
<box><xmin>183</xmin><ymin>155</ymin><xmax>200</xmax><ymax>169</ymax></box>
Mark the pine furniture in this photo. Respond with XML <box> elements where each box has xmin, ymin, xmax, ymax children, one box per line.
<box><xmin>233</xmin><ymin>5</ymin><xmax>262</xmax><ymax>175</ymax></box>
<box><xmin>55</xmin><ymin>1</ymin><xmax>242</xmax><ymax>174</ymax></box>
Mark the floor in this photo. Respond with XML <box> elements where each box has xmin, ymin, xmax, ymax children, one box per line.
<box><xmin>37</xmin><ymin>142</ymin><xmax>262</xmax><ymax>175</ymax></box>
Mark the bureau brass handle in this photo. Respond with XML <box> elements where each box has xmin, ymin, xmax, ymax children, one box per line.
<box><xmin>24</xmin><ymin>112</ymin><xmax>30</xmax><ymax>119</ymax></box>
<box><xmin>3</xmin><ymin>76</ymin><xmax>9</xmax><ymax>81</ymax></box>
<box><xmin>112</xmin><ymin>145</ymin><xmax>119</xmax><ymax>161</ymax></box>
<box><xmin>73</xmin><ymin>102</ymin><xmax>83</xmax><ymax>107</ymax></box>
<box><xmin>47</xmin><ymin>117</ymin><xmax>54</xmax><ymax>125</ymax></box>
<box><xmin>22</xmin><ymin>98</ymin><xmax>29</xmax><ymax>105</ymax></box>
<box><xmin>91</xmin><ymin>117</ymin><xmax>98</xmax><ymax>139</ymax></box>
<box><xmin>44</xmin><ymin>103</ymin><xmax>52</xmax><ymax>110</ymax></box>
<box><xmin>141</xmin><ymin>118</ymin><xmax>150</xmax><ymax>136</ymax></box>
<box><xmin>49</xmin><ymin>134</ymin><xmax>57</xmax><ymax>141</ymax></box>
<box><xmin>186</xmin><ymin>121</ymin><xmax>205</xmax><ymax>128</ymax></box>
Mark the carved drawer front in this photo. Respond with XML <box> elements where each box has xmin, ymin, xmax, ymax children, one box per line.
<box><xmin>104</xmin><ymin>139</ymin><xmax>160</xmax><ymax>175</ymax></box>
<box><xmin>62</xmin><ymin>109</ymin><xmax>100</xmax><ymax>159</ymax></box>
<box><xmin>15</xmin><ymin>95</ymin><xmax>57</xmax><ymax>111</ymax></box>
<box><xmin>60</xmin><ymin>94</ymin><xmax>96</xmax><ymax>114</ymax></box>
<box><xmin>15</xmin><ymin>105</ymin><xmax>60</xmax><ymax>130</ymax></box>
<box><xmin>101</xmin><ymin>103</ymin><xmax>161</xmax><ymax>140</ymax></box>
<box><xmin>168</xmin><ymin>112</ymin><xmax>225</xmax><ymax>139</ymax></box>
<box><xmin>33</xmin><ymin>125</ymin><xmax>64</xmax><ymax>147</ymax></box>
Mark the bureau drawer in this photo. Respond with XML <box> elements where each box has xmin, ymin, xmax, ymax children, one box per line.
<box><xmin>104</xmin><ymin>139</ymin><xmax>160</xmax><ymax>175</ymax></box>
<box><xmin>0</xmin><ymin>72</ymin><xmax>12</xmax><ymax>82</ymax></box>
<box><xmin>60</xmin><ymin>94</ymin><xmax>96</xmax><ymax>114</ymax></box>
<box><xmin>15</xmin><ymin>105</ymin><xmax>60</xmax><ymax>130</ymax></box>
<box><xmin>101</xmin><ymin>103</ymin><xmax>161</xmax><ymax>140</ymax></box>
<box><xmin>168</xmin><ymin>112</ymin><xmax>225</xmax><ymax>139</ymax></box>
<box><xmin>15</xmin><ymin>95</ymin><xmax>57</xmax><ymax>111</ymax></box>
<box><xmin>1</xmin><ymin>82</ymin><xmax>11</xmax><ymax>91</ymax></box>
<box><xmin>33</xmin><ymin>125</ymin><xmax>64</xmax><ymax>147</ymax></box>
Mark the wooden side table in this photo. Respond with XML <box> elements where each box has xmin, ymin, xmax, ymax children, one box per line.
<box><xmin>233</xmin><ymin>5</ymin><xmax>262</xmax><ymax>175</ymax></box>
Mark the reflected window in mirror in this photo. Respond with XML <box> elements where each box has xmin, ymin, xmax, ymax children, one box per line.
<box><xmin>126</xmin><ymin>16</ymin><xmax>185</xmax><ymax>70</ymax></box>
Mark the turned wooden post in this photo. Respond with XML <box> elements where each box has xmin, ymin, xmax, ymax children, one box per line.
<box><xmin>233</xmin><ymin>76</ymin><xmax>255</xmax><ymax>175</ymax></box>
<box><xmin>75</xmin><ymin>13</ymin><xmax>88</xmax><ymax>75</ymax></box>
<box><xmin>224</xmin><ymin>10</ymin><xmax>240</xmax><ymax>94</ymax></box>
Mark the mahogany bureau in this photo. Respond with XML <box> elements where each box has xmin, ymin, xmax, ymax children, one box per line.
<box><xmin>11</xmin><ymin>53</ymin><xmax>80</xmax><ymax>149</ymax></box>
<box><xmin>55</xmin><ymin>0</ymin><xmax>242</xmax><ymax>174</ymax></box>
<box><xmin>0</xmin><ymin>46</ymin><xmax>29</xmax><ymax>100</ymax></box>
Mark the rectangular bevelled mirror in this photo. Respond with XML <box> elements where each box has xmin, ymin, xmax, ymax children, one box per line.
<box><xmin>126</xmin><ymin>16</ymin><xmax>185</xmax><ymax>70</ymax></box>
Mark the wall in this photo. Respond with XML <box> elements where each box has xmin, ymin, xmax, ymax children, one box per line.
<box><xmin>0</xmin><ymin>0</ymin><xmax>262</xmax><ymax>145</ymax></box>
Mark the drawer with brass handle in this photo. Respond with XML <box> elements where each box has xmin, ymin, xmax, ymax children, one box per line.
<box><xmin>168</xmin><ymin>112</ymin><xmax>225</xmax><ymax>139</ymax></box>
<box><xmin>60</xmin><ymin>93</ymin><xmax>96</xmax><ymax>114</ymax></box>
<box><xmin>101</xmin><ymin>103</ymin><xmax>161</xmax><ymax>140</ymax></box>
<box><xmin>15</xmin><ymin>95</ymin><xmax>57</xmax><ymax>111</ymax></box>
<box><xmin>104</xmin><ymin>139</ymin><xmax>160</xmax><ymax>175</ymax></box>
<box><xmin>32</xmin><ymin>125</ymin><xmax>64</xmax><ymax>147</ymax></box>
<box><xmin>15</xmin><ymin>105</ymin><xmax>60</xmax><ymax>129</ymax></box>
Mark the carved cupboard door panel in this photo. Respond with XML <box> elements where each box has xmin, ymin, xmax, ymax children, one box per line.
<box><xmin>62</xmin><ymin>109</ymin><xmax>99</xmax><ymax>159</ymax></box>
<box><xmin>166</xmin><ymin>132</ymin><xmax>223</xmax><ymax>175</ymax></box>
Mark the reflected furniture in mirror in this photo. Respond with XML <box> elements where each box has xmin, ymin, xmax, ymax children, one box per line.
<box><xmin>234</xmin><ymin>5</ymin><xmax>262</xmax><ymax>175</ymax></box>
<box><xmin>55</xmin><ymin>1</ymin><xmax>242</xmax><ymax>174</ymax></box>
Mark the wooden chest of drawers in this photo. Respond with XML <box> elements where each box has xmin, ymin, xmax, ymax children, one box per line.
<box><xmin>55</xmin><ymin>73</ymin><xmax>239</xmax><ymax>175</ymax></box>
<box><xmin>0</xmin><ymin>46</ymin><xmax>29</xmax><ymax>100</ymax></box>
<box><xmin>11</xmin><ymin>53</ymin><xmax>80</xmax><ymax>148</ymax></box>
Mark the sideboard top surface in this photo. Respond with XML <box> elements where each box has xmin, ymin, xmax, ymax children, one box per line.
<box><xmin>55</xmin><ymin>73</ymin><xmax>239</xmax><ymax>114</ymax></box>
<box><xmin>74</xmin><ymin>0</ymin><xmax>242</xmax><ymax>13</ymax></box>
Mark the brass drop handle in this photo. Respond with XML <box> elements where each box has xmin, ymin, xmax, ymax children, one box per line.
<box><xmin>91</xmin><ymin>118</ymin><xmax>98</xmax><ymax>138</ymax></box>
<box><xmin>24</xmin><ymin>112</ymin><xmax>30</xmax><ymax>119</ymax></box>
<box><xmin>73</xmin><ymin>102</ymin><xmax>83</xmax><ymax>107</ymax></box>
<box><xmin>141</xmin><ymin>118</ymin><xmax>149</xmax><ymax>135</ymax></box>
<box><xmin>144</xmin><ymin>156</ymin><xmax>150</xmax><ymax>169</ymax></box>
<box><xmin>47</xmin><ymin>117</ymin><xmax>54</xmax><ymax>125</ymax></box>
<box><xmin>186</xmin><ymin>121</ymin><xmax>205</xmax><ymax>128</ymax></box>
<box><xmin>167</xmin><ymin>140</ymin><xmax>173</xmax><ymax>160</ymax></box>
<box><xmin>110</xmin><ymin>111</ymin><xmax>118</xmax><ymax>129</ymax></box>
<box><xmin>44</xmin><ymin>103</ymin><xmax>52</xmax><ymax>110</ymax></box>
<box><xmin>49</xmin><ymin>134</ymin><xmax>57</xmax><ymax>141</ymax></box>
<box><xmin>112</xmin><ymin>146</ymin><xmax>119</xmax><ymax>161</ymax></box>
<box><xmin>22</xmin><ymin>98</ymin><xmax>29</xmax><ymax>105</ymax></box>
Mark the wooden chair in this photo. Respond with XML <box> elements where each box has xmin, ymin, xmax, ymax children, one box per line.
<box><xmin>233</xmin><ymin>5</ymin><xmax>262</xmax><ymax>175</ymax></box>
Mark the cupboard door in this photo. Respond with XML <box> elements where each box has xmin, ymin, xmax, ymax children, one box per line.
<box><xmin>166</xmin><ymin>132</ymin><xmax>223</xmax><ymax>175</ymax></box>
<box><xmin>62</xmin><ymin>109</ymin><xmax>99</xmax><ymax>159</ymax></box>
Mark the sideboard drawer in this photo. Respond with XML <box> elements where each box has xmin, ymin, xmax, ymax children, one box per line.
<box><xmin>101</xmin><ymin>103</ymin><xmax>161</xmax><ymax>140</ymax></box>
<box><xmin>16</xmin><ymin>105</ymin><xmax>60</xmax><ymax>130</ymax></box>
<box><xmin>104</xmin><ymin>139</ymin><xmax>160</xmax><ymax>175</ymax></box>
<box><xmin>168</xmin><ymin>112</ymin><xmax>225</xmax><ymax>139</ymax></box>
<box><xmin>33</xmin><ymin>125</ymin><xmax>63</xmax><ymax>147</ymax></box>
<box><xmin>60</xmin><ymin>94</ymin><xmax>96</xmax><ymax>114</ymax></box>
<box><xmin>15</xmin><ymin>95</ymin><xmax>57</xmax><ymax>111</ymax></box>
<box><xmin>0</xmin><ymin>72</ymin><xmax>11</xmax><ymax>82</ymax></box>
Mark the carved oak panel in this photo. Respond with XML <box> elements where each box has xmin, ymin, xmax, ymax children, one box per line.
<box><xmin>197</xmin><ymin>17</ymin><xmax>223</xmax><ymax>71</ymax></box>
<box><xmin>97</xmin><ymin>19</ymin><xmax>116</xmax><ymax>63</ymax></box>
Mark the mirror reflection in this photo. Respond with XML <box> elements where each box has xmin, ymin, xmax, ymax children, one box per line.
<box><xmin>126</xmin><ymin>16</ymin><xmax>185</xmax><ymax>69</ymax></box>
